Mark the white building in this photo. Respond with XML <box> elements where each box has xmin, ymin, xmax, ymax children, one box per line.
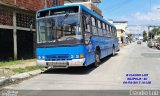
<box><xmin>112</xmin><ymin>21</ymin><xmax>128</xmax><ymax>44</ymax></box>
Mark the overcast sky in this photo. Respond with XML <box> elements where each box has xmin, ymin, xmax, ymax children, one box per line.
<box><xmin>99</xmin><ymin>0</ymin><xmax>160</xmax><ymax>34</ymax></box>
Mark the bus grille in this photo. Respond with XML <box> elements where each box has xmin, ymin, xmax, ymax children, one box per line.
<box><xmin>45</xmin><ymin>54</ymin><xmax>70</xmax><ymax>61</ymax></box>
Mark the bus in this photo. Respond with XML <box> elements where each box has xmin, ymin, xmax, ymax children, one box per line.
<box><xmin>36</xmin><ymin>4</ymin><xmax>119</xmax><ymax>69</ymax></box>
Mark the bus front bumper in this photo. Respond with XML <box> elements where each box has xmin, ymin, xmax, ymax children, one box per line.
<box><xmin>36</xmin><ymin>59</ymin><xmax>85</xmax><ymax>68</ymax></box>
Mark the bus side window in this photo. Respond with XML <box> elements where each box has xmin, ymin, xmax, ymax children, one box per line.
<box><xmin>109</xmin><ymin>26</ymin><xmax>112</xmax><ymax>37</ymax></box>
<box><xmin>97</xmin><ymin>20</ymin><xmax>102</xmax><ymax>36</ymax></box>
<box><xmin>91</xmin><ymin>17</ymin><xmax>98</xmax><ymax>35</ymax></box>
<box><xmin>83</xmin><ymin>15</ymin><xmax>91</xmax><ymax>33</ymax></box>
<box><xmin>105</xmin><ymin>24</ymin><xmax>108</xmax><ymax>37</ymax></box>
<box><xmin>107</xmin><ymin>25</ymin><xmax>110</xmax><ymax>37</ymax></box>
<box><xmin>114</xmin><ymin>28</ymin><xmax>117</xmax><ymax>37</ymax></box>
<box><xmin>111</xmin><ymin>27</ymin><xmax>115</xmax><ymax>37</ymax></box>
<box><xmin>102</xmin><ymin>23</ymin><xmax>107</xmax><ymax>37</ymax></box>
<box><xmin>111</xmin><ymin>27</ymin><xmax>114</xmax><ymax>37</ymax></box>
<box><xmin>83</xmin><ymin>12</ymin><xmax>92</xmax><ymax>44</ymax></box>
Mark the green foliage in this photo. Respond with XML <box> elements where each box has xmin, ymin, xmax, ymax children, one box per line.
<box><xmin>149</xmin><ymin>28</ymin><xmax>160</xmax><ymax>39</ymax></box>
<box><xmin>12</xmin><ymin>66</ymin><xmax>44</xmax><ymax>74</ymax></box>
<box><xmin>0</xmin><ymin>59</ymin><xmax>36</xmax><ymax>67</ymax></box>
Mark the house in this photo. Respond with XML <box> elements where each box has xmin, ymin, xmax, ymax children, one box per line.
<box><xmin>113</xmin><ymin>21</ymin><xmax>128</xmax><ymax>44</ymax></box>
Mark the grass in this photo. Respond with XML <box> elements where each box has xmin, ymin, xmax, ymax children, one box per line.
<box><xmin>0</xmin><ymin>59</ymin><xmax>36</xmax><ymax>67</ymax></box>
<box><xmin>12</xmin><ymin>66</ymin><xmax>45</xmax><ymax>74</ymax></box>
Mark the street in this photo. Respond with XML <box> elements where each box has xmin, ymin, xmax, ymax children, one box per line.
<box><xmin>4</xmin><ymin>42</ymin><xmax>160</xmax><ymax>90</ymax></box>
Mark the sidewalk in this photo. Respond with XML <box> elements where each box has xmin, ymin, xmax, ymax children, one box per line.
<box><xmin>0</xmin><ymin>59</ymin><xmax>45</xmax><ymax>87</ymax></box>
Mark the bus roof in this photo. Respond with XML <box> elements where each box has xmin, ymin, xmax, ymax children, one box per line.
<box><xmin>37</xmin><ymin>4</ymin><xmax>115</xmax><ymax>28</ymax></box>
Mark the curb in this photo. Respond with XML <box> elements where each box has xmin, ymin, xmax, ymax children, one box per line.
<box><xmin>0</xmin><ymin>77</ymin><xmax>12</xmax><ymax>86</ymax></box>
<box><xmin>0</xmin><ymin>69</ymin><xmax>43</xmax><ymax>87</ymax></box>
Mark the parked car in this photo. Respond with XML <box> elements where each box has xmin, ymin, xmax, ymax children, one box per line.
<box><xmin>156</xmin><ymin>43</ymin><xmax>160</xmax><ymax>50</ymax></box>
<box><xmin>147</xmin><ymin>41</ymin><xmax>153</xmax><ymax>48</ymax></box>
<box><xmin>137</xmin><ymin>40</ymin><xmax>141</xmax><ymax>44</ymax></box>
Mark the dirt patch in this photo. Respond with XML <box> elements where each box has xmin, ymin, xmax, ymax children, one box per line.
<box><xmin>0</xmin><ymin>68</ymin><xmax>15</xmax><ymax>77</ymax></box>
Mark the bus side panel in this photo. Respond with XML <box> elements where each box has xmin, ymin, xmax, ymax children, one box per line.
<box><xmin>84</xmin><ymin>36</ymin><xmax>114</xmax><ymax>66</ymax></box>
<box><xmin>114</xmin><ymin>37</ymin><xmax>119</xmax><ymax>52</ymax></box>
<box><xmin>84</xmin><ymin>51</ymin><xmax>95</xmax><ymax>66</ymax></box>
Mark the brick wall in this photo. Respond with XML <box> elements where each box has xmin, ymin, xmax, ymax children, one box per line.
<box><xmin>82</xmin><ymin>2</ymin><xmax>102</xmax><ymax>16</ymax></box>
<box><xmin>0</xmin><ymin>0</ymin><xmax>64</xmax><ymax>11</ymax></box>
<box><xmin>0</xmin><ymin>0</ymin><xmax>15</xmax><ymax>5</ymax></box>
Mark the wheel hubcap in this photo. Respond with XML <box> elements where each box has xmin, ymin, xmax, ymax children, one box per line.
<box><xmin>96</xmin><ymin>53</ymin><xmax>100</xmax><ymax>62</ymax></box>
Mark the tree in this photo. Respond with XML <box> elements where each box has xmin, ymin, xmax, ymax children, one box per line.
<box><xmin>148</xmin><ymin>28</ymin><xmax>160</xmax><ymax>39</ymax></box>
<box><xmin>143</xmin><ymin>31</ymin><xmax>147</xmax><ymax>41</ymax></box>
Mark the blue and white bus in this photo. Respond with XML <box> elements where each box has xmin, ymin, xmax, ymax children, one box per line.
<box><xmin>36</xmin><ymin>4</ymin><xmax>119</xmax><ymax>68</ymax></box>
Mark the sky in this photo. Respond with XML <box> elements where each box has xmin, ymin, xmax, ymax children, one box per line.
<box><xmin>98</xmin><ymin>0</ymin><xmax>160</xmax><ymax>34</ymax></box>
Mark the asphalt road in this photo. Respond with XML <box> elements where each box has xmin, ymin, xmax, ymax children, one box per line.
<box><xmin>2</xmin><ymin>42</ymin><xmax>160</xmax><ymax>95</ymax></box>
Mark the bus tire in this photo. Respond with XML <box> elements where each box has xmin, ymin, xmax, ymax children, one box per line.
<box><xmin>112</xmin><ymin>46</ymin><xmax>116</xmax><ymax>56</ymax></box>
<box><xmin>93</xmin><ymin>50</ymin><xmax>100</xmax><ymax>67</ymax></box>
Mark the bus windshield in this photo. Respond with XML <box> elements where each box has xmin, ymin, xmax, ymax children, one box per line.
<box><xmin>37</xmin><ymin>14</ymin><xmax>82</xmax><ymax>45</ymax></box>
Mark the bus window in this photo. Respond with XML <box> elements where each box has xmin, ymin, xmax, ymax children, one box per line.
<box><xmin>82</xmin><ymin>12</ymin><xmax>92</xmax><ymax>44</ymax></box>
<box><xmin>98</xmin><ymin>20</ymin><xmax>103</xmax><ymax>36</ymax></box>
<box><xmin>91</xmin><ymin>17</ymin><xmax>98</xmax><ymax>35</ymax></box>
<box><xmin>38</xmin><ymin>19</ymin><xmax>47</xmax><ymax>43</ymax></box>
<box><xmin>98</xmin><ymin>20</ymin><xmax>101</xmax><ymax>28</ymax></box>
<box><xmin>112</xmin><ymin>27</ymin><xmax>116</xmax><ymax>37</ymax></box>
<box><xmin>83</xmin><ymin>14</ymin><xmax>91</xmax><ymax>33</ymax></box>
<box><xmin>108</xmin><ymin>26</ymin><xmax>112</xmax><ymax>37</ymax></box>
<box><xmin>102</xmin><ymin>23</ymin><xmax>107</xmax><ymax>36</ymax></box>
<box><xmin>106</xmin><ymin>24</ymin><xmax>110</xmax><ymax>37</ymax></box>
<box><xmin>114</xmin><ymin>28</ymin><xmax>117</xmax><ymax>37</ymax></box>
<box><xmin>37</xmin><ymin>10</ymin><xmax>49</xmax><ymax>18</ymax></box>
<box><xmin>103</xmin><ymin>23</ymin><xmax>105</xmax><ymax>29</ymax></box>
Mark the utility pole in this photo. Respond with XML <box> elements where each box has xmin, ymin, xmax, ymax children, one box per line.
<box><xmin>44</xmin><ymin>0</ymin><xmax>47</xmax><ymax>8</ymax></box>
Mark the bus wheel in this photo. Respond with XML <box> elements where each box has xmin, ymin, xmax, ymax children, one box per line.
<box><xmin>94</xmin><ymin>50</ymin><xmax>100</xmax><ymax>67</ymax></box>
<box><xmin>112</xmin><ymin>47</ymin><xmax>116</xmax><ymax>56</ymax></box>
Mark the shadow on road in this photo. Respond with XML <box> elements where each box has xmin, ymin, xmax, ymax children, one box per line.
<box><xmin>42</xmin><ymin>54</ymin><xmax>115</xmax><ymax>75</ymax></box>
<box><xmin>42</xmin><ymin>66</ymin><xmax>95</xmax><ymax>75</ymax></box>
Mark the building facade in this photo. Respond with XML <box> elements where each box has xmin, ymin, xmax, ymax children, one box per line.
<box><xmin>0</xmin><ymin>0</ymin><xmax>64</xmax><ymax>61</ymax></box>
<box><xmin>113</xmin><ymin>21</ymin><xmax>128</xmax><ymax>44</ymax></box>
<box><xmin>64</xmin><ymin>0</ymin><xmax>102</xmax><ymax>16</ymax></box>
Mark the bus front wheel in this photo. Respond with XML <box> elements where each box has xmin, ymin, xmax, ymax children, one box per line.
<box><xmin>93</xmin><ymin>50</ymin><xmax>100</xmax><ymax>67</ymax></box>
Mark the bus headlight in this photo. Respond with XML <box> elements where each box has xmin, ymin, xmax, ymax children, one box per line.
<box><xmin>38</xmin><ymin>56</ymin><xmax>41</xmax><ymax>60</ymax></box>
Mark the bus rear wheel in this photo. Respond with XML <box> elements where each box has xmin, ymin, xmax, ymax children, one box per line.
<box><xmin>112</xmin><ymin>46</ymin><xmax>116</xmax><ymax>56</ymax></box>
<box><xmin>93</xmin><ymin>50</ymin><xmax>100</xmax><ymax>67</ymax></box>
